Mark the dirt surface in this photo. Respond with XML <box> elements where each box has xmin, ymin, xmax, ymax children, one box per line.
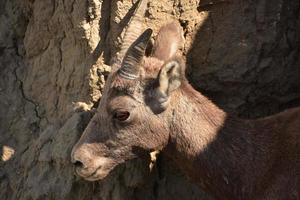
<box><xmin>0</xmin><ymin>0</ymin><xmax>299</xmax><ymax>199</ymax></box>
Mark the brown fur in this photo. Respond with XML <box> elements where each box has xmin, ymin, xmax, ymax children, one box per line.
<box><xmin>71</xmin><ymin>22</ymin><xmax>300</xmax><ymax>199</ymax></box>
<box><xmin>165</xmin><ymin>82</ymin><xmax>300</xmax><ymax>199</ymax></box>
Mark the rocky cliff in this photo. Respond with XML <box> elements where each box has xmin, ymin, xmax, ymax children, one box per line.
<box><xmin>0</xmin><ymin>0</ymin><xmax>299</xmax><ymax>199</ymax></box>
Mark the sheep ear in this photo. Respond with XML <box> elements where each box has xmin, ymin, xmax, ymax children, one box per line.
<box><xmin>152</xmin><ymin>22</ymin><xmax>184</xmax><ymax>61</ymax></box>
<box><xmin>157</xmin><ymin>60</ymin><xmax>182</xmax><ymax>95</ymax></box>
<box><xmin>150</xmin><ymin>60</ymin><xmax>182</xmax><ymax>112</ymax></box>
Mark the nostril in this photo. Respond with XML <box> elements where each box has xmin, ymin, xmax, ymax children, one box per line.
<box><xmin>73</xmin><ymin>160</ymin><xmax>84</xmax><ymax>169</ymax></box>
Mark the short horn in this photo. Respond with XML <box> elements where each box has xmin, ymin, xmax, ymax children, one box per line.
<box><xmin>118</xmin><ymin>29</ymin><xmax>153</xmax><ymax>80</ymax></box>
<box><xmin>112</xmin><ymin>0</ymin><xmax>148</xmax><ymax>69</ymax></box>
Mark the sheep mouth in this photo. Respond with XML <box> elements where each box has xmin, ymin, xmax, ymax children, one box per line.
<box><xmin>75</xmin><ymin>166</ymin><xmax>108</xmax><ymax>181</ymax></box>
<box><xmin>82</xmin><ymin>167</ymin><xmax>108</xmax><ymax>181</ymax></box>
<box><xmin>75</xmin><ymin>160</ymin><xmax>118</xmax><ymax>181</ymax></box>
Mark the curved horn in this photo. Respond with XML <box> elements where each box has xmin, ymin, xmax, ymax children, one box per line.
<box><xmin>118</xmin><ymin>29</ymin><xmax>153</xmax><ymax>80</ymax></box>
<box><xmin>112</xmin><ymin>0</ymin><xmax>148</xmax><ymax>68</ymax></box>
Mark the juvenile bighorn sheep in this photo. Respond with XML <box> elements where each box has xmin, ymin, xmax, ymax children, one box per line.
<box><xmin>71</xmin><ymin>0</ymin><xmax>300</xmax><ymax>199</ymax></box>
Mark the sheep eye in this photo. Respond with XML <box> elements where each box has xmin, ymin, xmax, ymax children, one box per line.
<box><xmin>114</xmin><ymin>111</ymin><xmax>130</xmax><ymax>122</ymax></box>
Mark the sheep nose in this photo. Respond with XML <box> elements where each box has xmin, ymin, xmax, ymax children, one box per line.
<box><xmin>72</xmin><ymin>158</ymin><xmax>85</xmax><ymax>169</ymax></box>
<box><xmin>71</xmin><ymin>149</ymin><xmax>88</xmax><ymax>169</ymax></box>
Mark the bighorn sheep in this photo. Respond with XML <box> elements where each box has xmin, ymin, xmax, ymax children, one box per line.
<box><xmin>71</xmin><ymin>0</ymin><xmax>300</xmax><ymax>199</ymax></box>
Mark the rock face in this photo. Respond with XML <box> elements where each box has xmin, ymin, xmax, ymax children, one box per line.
<box><xmin>0</xmin><ymin>0</ymin><xmax>299</xmax><ymax>199</ymax></box>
